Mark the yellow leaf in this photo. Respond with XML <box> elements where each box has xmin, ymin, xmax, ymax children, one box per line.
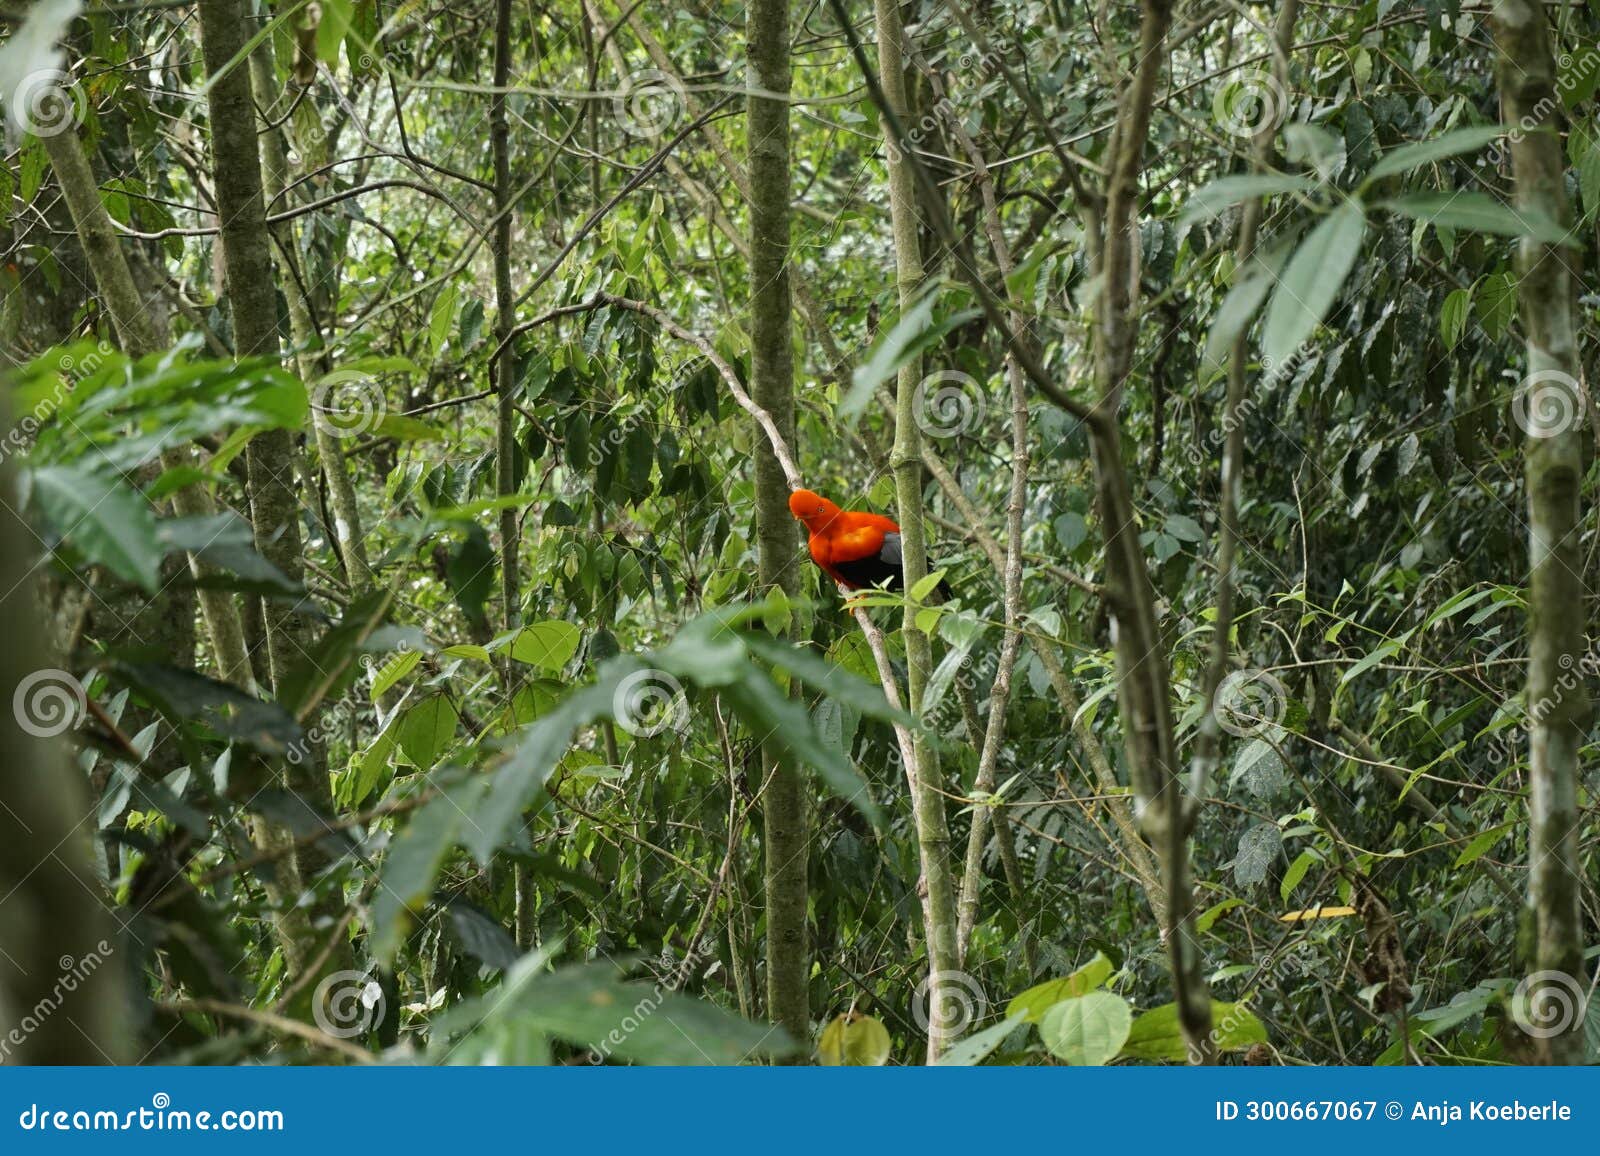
<box><xmin>1278</xmin><ymin>904</ymin><xmax>1357</xmax><ymax>922</ymax></box>
<box><xmin>817</xmin><ymin>1012</ymin><xmax>891</xmax><ymax>1066</ymax></box>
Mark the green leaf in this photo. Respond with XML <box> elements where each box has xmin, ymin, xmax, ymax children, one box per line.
<box><xmin>1440</xmin><ymin>285</ymin><xmax>1473</xmax><ymax>350</ymax></box>
<box><xmin>395</xmin><ymin>694</ymin><xmax>459</xmax><ymax>770</ymax></box>
<box><xmin>1454</xmin><ymin>822</ymin><xmax>1511</xmax><ymax>867</ymax></box>
<box><xmin>1262</xmin><ymin>201</ymin><xmax>1367</xmax><ymax>367</ymax></box>
<box><xmin>433</xmin><ymin>952</ymin><xmax>795</xmax><ymax>1065</ymax></box>
<box><xmin>508</xmin><ymin>620</ymin><xmax>581</xmax><ymax>671</ymax></box>
<box><xmin>468</xmin><ymin>661</ymin><xmax>639</xmax><ymax>862</ymax></box>
<box><xmin>1040</xmin><ymin>992</ymin><xmax>1133</xmax><ymax>1066</ymax></box>
<box><xmin>719</xmin><ymin>672</ymin><xmax>882</xmax><ymax>828</ymax></box>
<box><xmin>1383</xmin><ymin>192</ymin><xmax>1574</xmax><ymax>246</ymax></box>
<box><xmin>817</xmin><ymin>1013</ymin><xmax>891</xmax><ymax>1065</ymax></box>
<box><xmin>316</xmin><ymin>0</ymin><xmax>352</xmax><ymax>63</ymax></box>
<box><xmin>370</xmin><ymin>649</ymin><xmax>422</xmax><ymax>699</ymax></box>
<box><xmin>934</xmin><ymin>1014</ymin><xmax>1024</xmax><ymax>1066</ymax></box>
<box><xmin>429</xmin><ymin>285</ymin><xmax>459</xmax><ymax>356</ymax></box>
<box><xmin>372</xmin><ymin>779</ymin><xmax>485</xmax><ymax>963</ymax></box>
<box><xmin>1180</xmin><ymin>174</ymin><xmax>1316</xmax><ymax>225</ymax></box>
<box><xmin>29</xmin><ymin>465</ymin><xmax>163</xmax><ymax>592</ymax></box>
<box><xmin>1121</xmin><ymin>1000</ymin><xmax>1267</xmax><ymax>1061</ymax></box>
<box><xmin>1477</xmin><ymin>271</ymin><xmax>1518</xmax><ymax>339</ymax></box>
<box><xmin>1195</xmin><ymin>897</ymin><xmax>1243</xmax><ymax>934</ymax></box>
<box><xmin>1364</xmin><ymin>125</ymin><xmax>1506</xmax><ymax>182</ymax></box>
<box><xmin>1280</xmin><ymin>848</ymin><xmax>1320</xmax><ymax>903</ymax></box>
<box><xmin>1007</xmin><ymin>952</ymin><xmax>1114</xmax><ymax>1023</ymax></box>
<box><xmin>842</xmin><ymin>287</ymin><xmax>979</xmax><ymax>418</ymax></box>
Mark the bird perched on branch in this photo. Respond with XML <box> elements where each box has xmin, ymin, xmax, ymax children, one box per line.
<box><xmin>788</xmin><ymin>488</ymin><xmax>952</xmax><ymax>599</ymax></box>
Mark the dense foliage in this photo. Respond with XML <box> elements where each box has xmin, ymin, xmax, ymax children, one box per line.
<box><xmin>1</xmin><ymin>0</ymin><xmax>1597</xmax><ymax>1066</ymax></box>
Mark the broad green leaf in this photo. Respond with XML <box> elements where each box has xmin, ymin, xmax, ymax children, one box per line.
<box><xmin>429</xmin><ymin>285</ymin><xmax>459</xmax><ymax>355</ymax></box>
<box><xmin>433</xmin><ymin>951</ymin><xmax>794</xmax><ymax>1065</ymax></box>
<box><xmin>1120</xmin><ymin>1000</ymin><xmax>1267</xmax><ymax>1061</ymax></box>
<box><xmin>395</xmin><ymin>694</ymin><xmax>459</xmax><ymax>770</ymax></box>
<box><xmin>370</xmin><ymin>649</ymin><xmax>422</xmax><ymax>699</ymax></box>
<box><xmin>817</xmin><ymin>1013</ymin><xmax>891</xmax><ymax>1066</ymax></box>
<box><xmin>1262</xmin><ymin>200</ymin><xmax>1367</xmax><ymax>367</ymax></box>
<box><xmin>1007</xmin><ymin>952</ymin><xmax>1114</xmax><ymax>1023</ymax></box>
<box><xmin>1364</xmin><ymin>125</ymin><xmax>1505</xmax><ymax>182</ymax></box>
<box><xmin>508</xmin><ymin>620</ymin><xmax>581</xmax><ymax>671</ymax></box>
<box><xmin>1040</xmin><ymin>992</ymin><xmax>1133</xmax><ymax>1066</ymax></box>
<box><xmin>29</xmin><ymin>465</ymin><xmax>162</xmax><ymax>592</ymax></box>
<box><xmin>372</xmin><ymin>779</ymin><xmax>485</xmax><ymax>962</ymax></box>
<box><xmin>1384</xmin><ymin>192</ymin><xmax>1574</xmax><ymax>246</ymax></box>
<box><xmin>1280</xmin><ymin>848</ymin><xmax>1321</xmax><ymax>902</ymax></box>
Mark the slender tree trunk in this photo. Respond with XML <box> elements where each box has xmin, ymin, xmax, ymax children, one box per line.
<box><xmin>197</xmin><ymin>0</ymin><xmax>350</xmax><ymax>985</ymax></box>
<box><xmin>250</xmin><ymin>48</ymin><xmax>375</xmax><ymax>595</ymax></box>
<box><xmin>38</xmin><ymin>129</ymin><xmax>255</xmax><ymax>693</ymax></box>
<box><xmin>871</xmin><ymin>0</ymin><xmax>961</xmax><ymax>1061</ymax></box>
<box><xmin>1491</xmin><ymin>0</ymin><xmax>1589</xmax><ymax>1065</ymax></box>
<box><xmin>748</xmin><ymin>0</ymin><xmax>810</xmax><ymax>1052</ymax></box>
<box><xmin>1087</xmin><ymin>0</ymin><xmax>1216</xmax><ymax>1062</ymax></box>
<box><xmin>1192</xmin><ymin>3</ymin><xmax>1298</xmax><ymax>798</ymax></box>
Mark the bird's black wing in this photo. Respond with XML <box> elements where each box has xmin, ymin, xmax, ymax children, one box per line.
<box><xmin>831</xmin><ymin>531</ymin><xmax>903</xmax><ymax>591</ymax></box>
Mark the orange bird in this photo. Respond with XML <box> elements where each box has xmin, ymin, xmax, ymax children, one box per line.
<box><xmin>788</xmin><ymin>488</ymin><xmax>951</xmax><ymax>597</ymax></box>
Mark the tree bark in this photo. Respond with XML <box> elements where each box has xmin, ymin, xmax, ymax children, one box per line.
<box><xmin>1491</xmin><ymin>0</ymin><xmax>1589</xmax><ymax>1065</ymax></box>
<box><xmin>748</xmin><ymin>0</ymin><xmax>811</xmax><ymax>1052</ymax></box>
<box><xmin>871</xmin><ymin>0</ymin><xmax>961</xmax><ymax>1061</ymax></box>
<box><xmin>1087</xmin><ymin>0</ymin><xmax>1216</xmax><ymax>1063</ymax></box>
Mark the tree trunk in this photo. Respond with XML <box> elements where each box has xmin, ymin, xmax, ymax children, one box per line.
<box><xmin>748</xmin><ymin>0</ymin><xmax>810</xmax><ymax>1052</ymax></box>
<box><xmin>1490</xmin><ymin>0</ymin><xmax>1589</xmax><ymax>1066</ymax></box>
<box><xmin>871</xmin><ymin>0</ymin><xmax>961</xmax><ymax>1061</ymax></box>
<box><xmin>197</xmin><ymin>0</ymin><xmax>349</xmax><ymax>985</ymax></box>
<box><xmin>1087</xmin><ymin>0</ymin><xmax>1216</xmax><ymax>1062</ymax></box>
